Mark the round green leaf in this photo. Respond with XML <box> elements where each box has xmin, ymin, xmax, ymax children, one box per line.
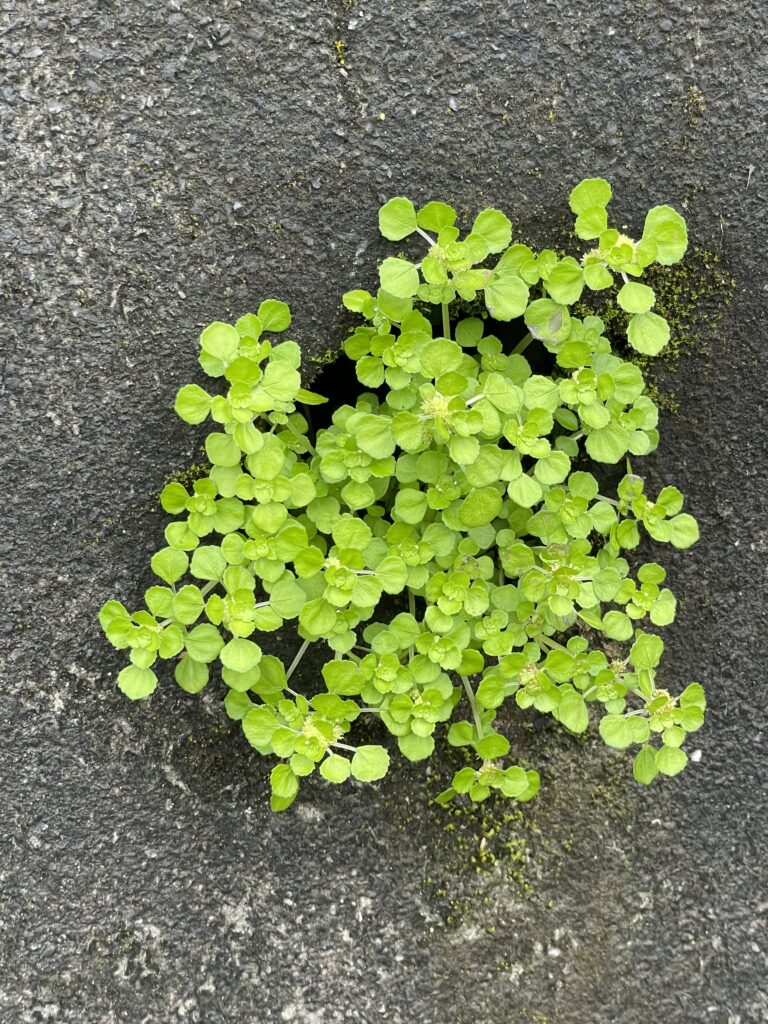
<box><xmin>627</xmin><ymin>312</ymin><xmax>670</xmax><ymax>356</ymax></box>
<box><xmin>472</xmin><ymin>208</ymin><xmax>512</xmax><ymax>253</ymax></box>
<box><xmin>630</xmin><ymin>632</ymin><xmax>664</xmax><ymax>670</ymax></box>
<box><xmin>668</xmin><ymin>513</ymin><xmax>699</xmax><ymax>549</ymax></box>
<box><xmin>601</xmin><ymin>610</ymin><xmax>633</xmax><ymax>641</ymax></box>
<box><xmin>190</xmin><ymin>546</ymin><xmax>226</xmax><ymax>581</ymax></box>
<box><xmin>299</xmin><ymin>597</ymin><xmax>337</xmax><ymax>637</ymax></box>
<box><xmin>269</xmin><ymin>579</ymin><xmax>306</xmax><ymax>619</ymax></box>
<box><xmin>523</xmin><ymin>375</ymin><xmax>560</xmax><ymax>412</ymax></box>
<box><xmin>398</xmin><ymin>733</ymin><xmax>435</xmax><ymax>762</ymax></box>
<box><xmin>206</xmin><ymin>432</ymin><xmax>242</xmax><ymax>467</ymax></box>
<box><xmin>459</xmin><ymin>487</ymin><xmax>503</xmax><ymax>528</ymax></box>
<box><xmin>350</xmin><ymin>744</ymin><xmax>390</xmax><ymax>782</ymax></box>
<box><xmin>270</xmin><ymin>765</ymin><xmax>299</xmax><ymax>810</ymax></box>
<box><xmin>585</xmin><ymin>421</ymin><xmax>629</xmax><ymax>464</ymax></box>
<box><xmin>569</xmin><ymin>178</ymin><xmax>612</xmax><ymax>215</ymax></box>
<box><xmin>507</xmin><ymin>473</ymin><xmax>543</xmax><ymax>509</ymax></box>
<box><xmin>320</xmin><ymin>754</ymin><xmax>352</xmax><ymax>783</ymax></box>
<box><xmin>171</xmin><ymin>584</ymin><xmax>204</xmax><ymax>625</ymax></box>
<box><xmin>117</xmin><ymin>665</ymin><xmax>157</xmax><ymax>700</ymax></box>
<box><xmin>632</xmin><ymin>745</ymin><xmax>659</xmax><ymax>784</ymax></box>
<box><xmin>679</xmin><ymin>682</ymin><xmax>706</xmax><ymax>710</ymax></box>
<box><xmin>243</xmin><ymin>706</ymin><xmax>279</xmax><ymax>748</ymax></box>
<box><xmin>617</xmin><ymin>282</ymin><xmax>655</xmax><ymax>314</ymax></box>
<box><xmin>599</xmin><ymin>714</ymin><xmax>635</xmax><ymax>749</ymax></box>
<box><xmin>200</xmin><ymin>322</ymin><xmax>240</xmax><ymax>361</ymax></box>
<box><xmin>184</xmin><ymin>624</ymin><xmax>224</xmax><ymax>663</ymax></box>
<box><xmin>379</xmin><ymin>197</ymin><xmax>417</xmax><ymax>241</ymax></box>
<box><xmin>546</xmin><ymin>260</ymin><xmax>584</xmax><ymax>305</ymax></box>
<box><xmin>221</xmin><ymin>637</ymin><xmax>262</xmax><ymax>673</ymax></box>
<box><xmin>175</xmin><ymin>655</ymin><xmax>209</xmax><ymax>694</ymax></box>
<box><xmin>354</xmin><ymin>413</ymin><xmax>396</xmax><ymax>459</ymax></box>
<box><xmin>379</xmin><ymin>257</ymin><xmax>419</xmax><ymax>298</ymax></box>
<box><xmin>174</xmin><ymin>384</ymin><xmax>212</xmax><ymax>424</ymax></box>
<box><xmin>417</xmin><ymin>201</ymin><xmax>457</xmax><ymax>233</ymax></box>
<box><xmin>159</xmin><ymin>482</ymin><xmax>189</xmax><ymax>515</ymax></box>
<box><xmin>475</xmin><ymin>733</ymin><xmax>510</xmax><ymax>759</ymax></box>
<box><xmin>583</xmin><ymin>261</ymin><xmax>614</xmax><ymax>290</ymax></box>
<box><xmin>257</xmin><ymin>299</ymin><xmax>292</xmax><ymax>333</ymax></box>
<box><xmin>557</xmin><ymin>692</ymin><xmax>589</xmax><ymax>733</ymax></box>
<box><xmin>655</xmin><ymin>745</ymin><xmax>688</xmax><ymax>777</ymax></box>
<box><xmin>484</xmin><ymin>272</ymin><xmax>529</xmax><ymax>321</ymax></box>
<box><xmin>642</xmin><ymin>205</ymin><xmax>688</xmax><ymax>265</ymax></box>
<box><xmin>150</xmin><ymin>547</ymin><xmax>189</xmax><ymax>585</ymax></box>
<box><xmin>574</xmin><ymin>206</ymin><xmax>608</xmax><ymax>241</ymax></box>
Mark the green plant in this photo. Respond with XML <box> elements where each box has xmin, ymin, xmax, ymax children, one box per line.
<box><xmin>100</xmin><ymin>180</ymin><xmax>705</xmax><ymax>811</ymax></box>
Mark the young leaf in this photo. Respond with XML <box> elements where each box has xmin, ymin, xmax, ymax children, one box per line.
<box><xmin>117</xmin><ymin>665</ymin><xmax>157</xmax><ymax>700</ymax></box>
<box><xmin>627</xmin><ymin>311</ymin><xmax>670</xmax><ymax>356</ymax></box>
<box><xmin>643</xmin><ymin>206</ymin><xmax>688</xmax><ymax>265</ymax></box>
<box><xmin>320</xmin><ymin>754</ymin><xmax>352</xmax><ymax>783</ymax></box>
<box><xmin>633</xmin><ymin>745</ymin><xmax>659</xmax><ymax>784</ymax></box>
<box><xmin>655</xmin><ymin>745</ymin><xmax>688</xmax><ymax>777</ymax></box>
<box><xmin>472</xmin><ymin>208</ymin><xmax>512</xmax><ymax>253</ymax></box>
<box><xmin>350</xmin><ymin>745</ymin><xmax>390</xmax><ymax>782</ymax></box>
<box><xmin>569</xmin><ymin>178</ymin><xmax>612</xmax><ymax>214</ymax></box>
<box><xmin>175</xmin><ymin>384</ymin><xmax>212</xmax><ymax>424</ymax></box>
<box><xmin>258</xmin><ymin>300</ymin><xmax>292</xmax><ymax>332</ymax></box>
<box><xmin>617</xmin><ymin>282</ymin><xmax>655</xmax><ymax>314</ymax></box>
<box><xmin>379</xmin><ymin>257</ymin><xmax>420</xmax><ymax>298</ymax></box>
<box><xmin>379</xmin><ymin>197</ymin><xmax>418</xmax><ymax>241</ymax></box>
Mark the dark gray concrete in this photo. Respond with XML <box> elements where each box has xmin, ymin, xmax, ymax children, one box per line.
<box><xmin>2</xmin><ymin>1</ymin><xmax>766</xmax><ymax>1022</ymax></box>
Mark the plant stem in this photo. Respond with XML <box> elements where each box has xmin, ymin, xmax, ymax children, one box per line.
<box><xmin>441</xmin><ymin>302</ymin><xmax>451</xmax><ymax>340</ymax></box>
<box><xmin>460</xmin><ymin>674</ymin><xmax>484</xmax><ymax>738</ymax></box>
<box><xmin>596</xmin><ymin>494</ymin><xmax>619</xmax><ymax>507</ymax></box>
<box><xmin>408</xmin><ymin>591</ymin><xmax>417</xmax><ymax>659</ymax></box>
<box><xmin>512</xmin><ymin>333</ymin><xmax>534</xmax><ymax>355</ymax></box>
<box><xmin>286</xmin><ymin>639</ymin><xmax>311</xmax><ymax>682</ymax></box>
<box><xmin>416</xmin><ymin>226</ymin><xmax>436</xmax><ymax>246</ymax></box>
<box><xmin>535</xmin><ymin>634</ymin><xmax>569</xmax><ymax>653</ymax></box>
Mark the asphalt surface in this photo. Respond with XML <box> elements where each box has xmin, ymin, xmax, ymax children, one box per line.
<box><xmin>2</xmin><ymin>1</ymin><xmax>767</xmax><ymax>1022</ymax></box>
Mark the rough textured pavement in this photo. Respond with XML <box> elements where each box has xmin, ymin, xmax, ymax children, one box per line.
<box><xmin>2</xmin><ymin>1</ymin><xmax>767</xmax><ymax>1022</ymax></box>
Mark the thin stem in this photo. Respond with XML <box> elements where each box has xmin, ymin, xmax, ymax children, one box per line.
<box><xmin>536</xmin><ymin>634</ymin><xmax>569</xmax><ymax>653</ymax></box>
<box><xmin>441</xmin><ymin>302</ymin><xmax>451</xmax><ymax>340</ymax></box>
<box><xmin>465</xmin><ymin>393</ymin><xmax>485</xmax><ymax>406</ymax></box>
<box><xmin>408</xmin><ymin>591</ymin><xmax>416</xmax><ymax>659</ymax></box>
<box><xmin>416</xmin><ymin>226</ymin><xmax>436</xmax><ymax>246</ymax></box>
<box><xmin>596</xmin><ymin>494</ymin><xmax>619</xmax><ymax>507</ymax></box>
<box><xmin>512</xmin><ymin>333</ymin><xmax>534</xmax><ymax>356</ymax></box>
<box><xmin>285</xmin><ymin>639</ymin><xmax>311</xmax><ymax>682</ymax></box>
<box><xmin>330</xmin><ymin>740</ymin><xmax>358</xmax><ymax>753</ymax></box>
<box><xmin>460</xmin><ymin>674</ymin><xmax>484</xmax><ymax>739</ymax></box>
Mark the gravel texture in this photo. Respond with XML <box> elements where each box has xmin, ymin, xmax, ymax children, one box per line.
<box><xmin>1</xmin><ymin>1</ymin><xmax>767</xmax><ymax>1022</ymax></box>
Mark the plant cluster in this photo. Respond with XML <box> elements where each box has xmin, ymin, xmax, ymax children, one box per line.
<box><xmin>100</xmin><ymin>180</ymin><xmax>705</xmax><ymax>811</ymax></box>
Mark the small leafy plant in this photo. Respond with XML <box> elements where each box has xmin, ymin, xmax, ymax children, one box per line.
<box><xmin>100</xmin><ymin>180</ymin><xmax>705</xmax><ymax>811</ymax></box>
